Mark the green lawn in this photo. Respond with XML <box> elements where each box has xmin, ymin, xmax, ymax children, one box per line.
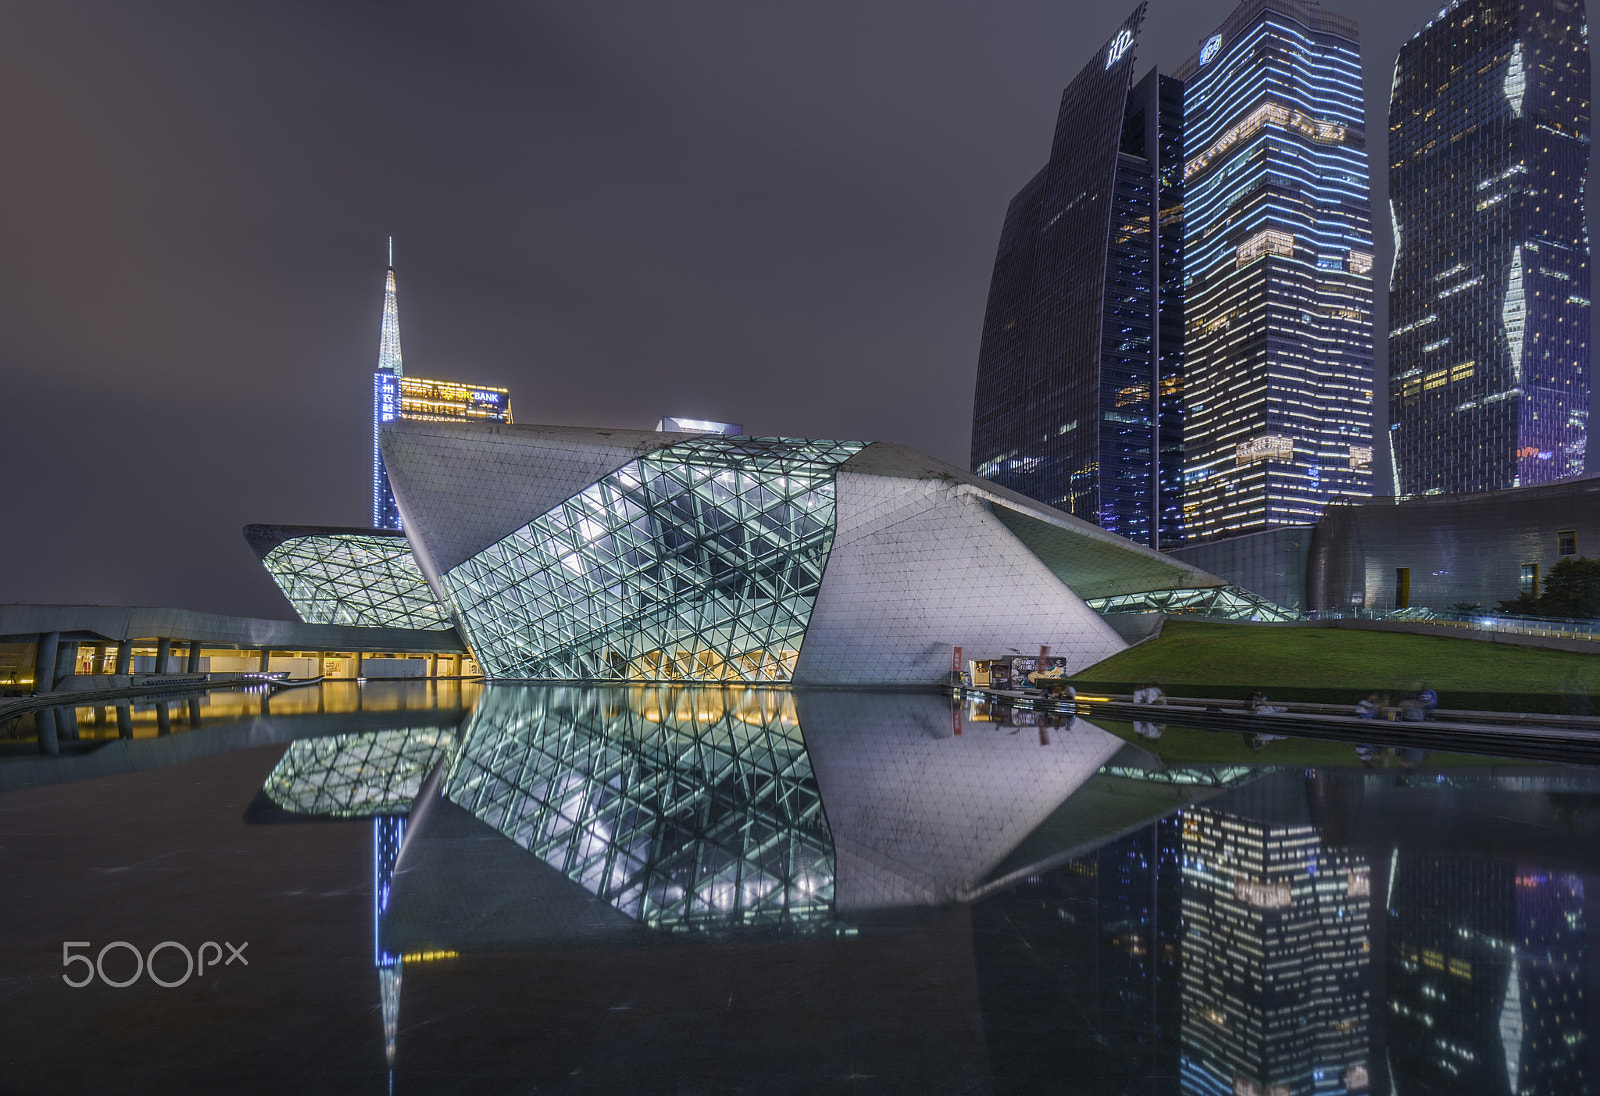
<box><xmin>1075</xmin><ymin>620</ymin><xmax>1600</xmax><ymax>697</ymax></box>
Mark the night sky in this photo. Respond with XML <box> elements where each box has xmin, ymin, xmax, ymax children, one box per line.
<box><xmin>0</xmin><ymin>0</ymin><xmax>1593</xmax><ymax>619</ymax></box>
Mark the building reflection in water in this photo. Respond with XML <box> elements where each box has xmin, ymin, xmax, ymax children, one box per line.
<box><xmin>253</xmin><ymin>724</ymin><xmax>460</xmax><ymax>1067</ymax></box>
<box><xmin>1386</xmin><ymin>858</ymin><xmax>1588</xmax><ymax>1095</ymax></box>
<box><xmin>973</xmin><ymin>766</ymin><xmax>1599</xmax><ymax>1096</ymax></box>
<box><xmin>441</xmin><ymin>686</ymin><xmax>836</xmax><ymax>934</ymax></box>
<box><xmin>238</xmin><ymin>688</ymin><xmax>1600</xmax><ymax>1089</ymax></box>
<box><xmin>1179</xmin><ymin>794</ymin><xmax>1371</xmax><ymax>1096</ymax></box>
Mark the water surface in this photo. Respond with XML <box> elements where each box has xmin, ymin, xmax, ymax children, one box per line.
<box><xmin>1</xmin><ymin>682</ymin><xmax>1595</xmax><ymax>1094</ymax></box>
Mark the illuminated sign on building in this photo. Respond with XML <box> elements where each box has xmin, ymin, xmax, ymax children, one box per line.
<box><xmin>1236</xmin><ymin>434</ymin><xmax>1295</xmax><ymax>467</ymax></box>
<box><xmin>398</xmin><ymin>378</ymin><xmax>512</xmax><ymax>423</ymax></box>
<box><xmin>1199</xmin><ymin>34</ymin><xmax>1222</xmax><ymax>65</ymax></box>
<box><xmin>1105</xmin><ymin>28</ymin><xmax>1135</xmax><ymax>69</ymax></box>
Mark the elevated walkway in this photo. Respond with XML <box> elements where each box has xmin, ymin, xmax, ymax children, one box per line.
<box><xmin>0</xmin><ymin>604</ymin><xmax>467</xmax><ymax>653</ymax></box>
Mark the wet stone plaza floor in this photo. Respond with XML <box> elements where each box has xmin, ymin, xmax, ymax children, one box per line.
<box><xmin>2</xmin><ymin>680</ymin><xmax>1598</xmax><ymax>1094</ymax></box>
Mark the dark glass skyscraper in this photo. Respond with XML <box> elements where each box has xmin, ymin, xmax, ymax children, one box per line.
<box><xmin>970</xmin><ymin>4</ymin><xmax>1185</xmax><ymax>548</ymax></box>
<box><xmin>1388</xmin><ymin>0</ymin><xmax>1590</xmax><ymax>495</ymax></box>
<box><xmin>1176</xmin><ymin>0</ymin><xmax>1374</xmax><ymax>541</ymax></box>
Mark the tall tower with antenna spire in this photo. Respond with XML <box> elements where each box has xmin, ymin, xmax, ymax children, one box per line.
<box><xmin>369</xmin><ymin>238</ymin><xmax>513</xmax><ymax>530</ymax></box>
<box><xmin>372</xmin><ymin>237</ymin><xmax>406</xmax><ymax>528</ymax></box>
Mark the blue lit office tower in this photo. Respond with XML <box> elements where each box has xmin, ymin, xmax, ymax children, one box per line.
<box><xmin>970</xmin><ymin>4</ymin><xmax>1186</xmax><ymax>548</ymax></box>
<box><xmin>370</xmin><ymin>245</ymin><xmax>511</xmax><ymax>530</ymax></box>
<box><xmin>1388</xmin><ymin>0</ymin><xmax>1590</xmax><ymax>494</ymax></box>
<box><xmin>1175</xmin><ymin>0</ymin><xmax>1374</xmax><ymax>541</ymax></box>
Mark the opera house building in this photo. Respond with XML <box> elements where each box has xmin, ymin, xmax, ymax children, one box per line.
<box><xmin>247</xmin><ymin>420</ymin><xmax>1277</xmax><ymax>687</ymax></box>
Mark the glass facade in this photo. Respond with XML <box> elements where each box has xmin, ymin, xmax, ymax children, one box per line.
<box><xmin>257</xmin><ymin>529</ymin><xmax>454</xmax><ymax>630</ymax></box>
<box><xmin>1176</xmin><ymin>0</ymin><xmax>1374</xmax><ymax>541</ymax></box>
<box><xmin>1086</xmin><ymin>583</ymin><xmax>1300</xmax><ymax>621</ymax></box>
<box><xmin>441</xmin><ymin>435</ymin><xmax>866</xmax><ymax>681</ymax></box>
<box><xmin>971</xmin><ymin>5</ymin><xmax>1186</xmax><ymax>549</ymax></box>
<box><xmin>1388</xmin><ymin>0</ymin><xmax>1590</xmax><ymax>494</ymax></box>
<box><xmin>443</xmin><ymin>685</ymin><xmax>835</xmax><ymax>934</ymax></box>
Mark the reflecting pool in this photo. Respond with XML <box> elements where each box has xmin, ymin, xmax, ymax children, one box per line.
<box><xmin>2</xmin><ymin>682</ymin><xmax>1597</xmax><ymax>1094</ymax></box>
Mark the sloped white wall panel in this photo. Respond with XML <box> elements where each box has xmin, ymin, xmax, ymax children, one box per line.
<box><xmin>792</xmin><ymin>468</ymin><xmax>1127</xmax><ymax>686</ymax></box>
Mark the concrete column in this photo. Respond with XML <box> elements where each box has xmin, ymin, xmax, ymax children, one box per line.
<box><xmin>258</xmin><ymin>648</ymin><xmax>272</xmax><ymax>672</ymax></box>
<box><xmin>188</xmin><ymin>697</ymin><xmax>203</xmax><ymax>726</ymax></box>
<box><xmin>317</xmin><ymin>651</ymin><xmax>327</xmax><ymax>677</ymax></box>
<box><xmin>53</xmin><ymin>642</ymin><xmax>78</xmax><ymax>689</ymax></box>
<box><xmin>355</xmin><ymin>651</ymin><xmax>364</xmax><ymax>678</ymax></box>
<box><xmin>154</xmin><ymin>637</ymin><xmax>172</xmax><ymax>675</ymax></box>
<box><xmin>116</xmin><ymin>701</ymin><xmax>133</xmax><ymax>738</ymax></box>
<box><xmin>94</xmin><ymin>705</ymin><xmax>108</xmax><ymax>727</ymax></box>
<box><xmin>114</xmin><ymin>641</ymin><xmax>132</xmax><ymax>675</ymax></box>
<box><xmin>186</xmin><ymin>640</ymin><xmax>203</xmax><ymax>673</ymax></box>
<box><xmin>32</xmin><ymin>632</ymin><xmax>59</xmax><ymax>694</ymax></box>
<box><xmin>427</xmin><ymin>653</ymin><xmax>438</xmax><ymax>678</ymax></box>
<box><xmin>36</xmin><ymin>708</ymin><xmax>59</xmax><ymax>755</ymax></box>
<box><xmin>156</xmin><ymin>702</ymin><xmax>171</xmax><ymax>736</ymax></box>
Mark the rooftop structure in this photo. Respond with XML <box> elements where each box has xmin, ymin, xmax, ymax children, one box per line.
<box><xmin>657</xmin><ymin>417</ymin><xmax>742</xmax><ymax>435</ymax></box>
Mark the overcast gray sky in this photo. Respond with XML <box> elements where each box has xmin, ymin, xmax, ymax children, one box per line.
<box><xmin>0</xmin><ymin>0</ymin><xmax>1591</xmax><ymax>617</ymax></box>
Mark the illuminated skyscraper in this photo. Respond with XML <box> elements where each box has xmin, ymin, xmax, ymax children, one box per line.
<box><xmin>1387</xmin><ymin>0</ymin><xmax>1590</xmax><ymax>495</ymax></box>
<box><xmin>1175</xmin><ymin>0</ymin><xmax>1374</xmax><ymax>541</ymax></box>
<box><xmin>970</xmin><ymin>4</ymin><xmax>1186</xmax><ymax>548</ymax></box>
<box><xmin>1180</xmin><ymin>800</ymin><xmax>1370</xmax><ymax>1096</ymax></box>
<box><xmin>370</xmin><ymin>242</ymin><xmax>512</xmax><ymax>530</ymax></box>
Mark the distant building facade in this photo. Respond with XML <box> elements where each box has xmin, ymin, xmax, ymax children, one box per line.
<box><xmin>1174</xmin><ymin>0</ymin><xmax>1374</xmax><ymax>541</ymax></box>
<box><xmin>370</xmin><ymin>251</ymin><xmax>511</xmax><ymax>530</ymax></box>
<box><xmin>1164</xmin><ymin>471</ymin><xmax>1600</xmax><ymax>614</ymax></box>
<box><xmin>1308</xmin><ymin>473</ymin><xmax>1600</xmax><ymax>612</ymax></box>
<box><xmin>1388</xmin><ymin>0</ymin><xmax>1590</xmax><ymax>494</ymax></box>
<box><xmin>971</xmin><ymin>4</ymin><xmax>1185</xmax><ymax>549</ymax></box>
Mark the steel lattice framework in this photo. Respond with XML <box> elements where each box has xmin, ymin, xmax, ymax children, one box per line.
<box><xmin>441</xmin><ymin>435</ymin><xmax>866</xmax><ymax>681</ymax></box>
<box><xmin>261</xmin><ymin>727</ymin><xmax>458</xmax><ymax>817</ymax></box>
<box><xmin>443</xmin><ymin>686</ymin><xmax>836</xmax><ymax>933</ymax></box>
<box><xmin>263</xmin><ymin>533</ymin><xmax>453</xmax><ymax>630</ymax></box>
<box><xmin>1087</xmin><ymin>584</ymin><xmax>1299</xmax><ymax>621</ymax></box>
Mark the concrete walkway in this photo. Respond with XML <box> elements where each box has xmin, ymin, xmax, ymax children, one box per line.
<box><xmin>954</xmin><ymin>686</ymin><xmax>1600</xmax><ymax>765</ymax></box>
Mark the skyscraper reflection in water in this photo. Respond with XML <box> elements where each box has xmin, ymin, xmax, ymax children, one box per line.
<box><xmin>1386</xmin><ymin>857</ymin><xmax>1589</xmax><ymax>1095</ymax></box>
<box><xmin>1179</xmin><ymin>800</ymin><xmax>1371</xmax><ymax>1096</ymax></box>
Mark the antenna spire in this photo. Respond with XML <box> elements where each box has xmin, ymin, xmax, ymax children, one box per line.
<box><xmin>378</xmin><ymin>251</ymin><xmax>402</xmax><ymax>378</ymax></box>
